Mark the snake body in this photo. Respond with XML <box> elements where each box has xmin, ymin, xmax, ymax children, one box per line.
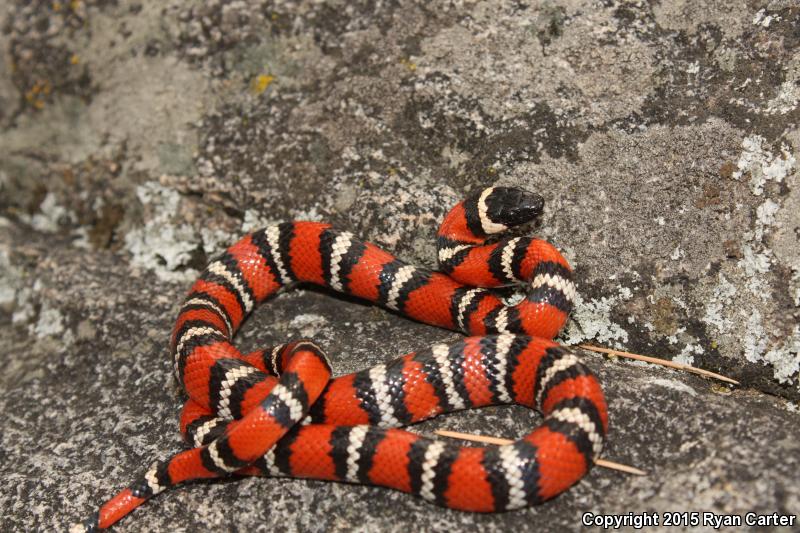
<box><xmin>75</xmin><ymin>187</ymin><xmax>607</xmax><ymax>531</ymax></box>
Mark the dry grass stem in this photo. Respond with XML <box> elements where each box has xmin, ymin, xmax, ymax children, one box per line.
<box><xmin>578</xmin><ymin>344</ymin><xmax>739</xmax><ymax>385</ymax></box>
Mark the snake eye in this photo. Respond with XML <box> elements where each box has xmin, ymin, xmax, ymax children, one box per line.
<box><xmin>485</xmin><ymin>187</ymin><xmax>545</xmax><ymax>227</ymax></box>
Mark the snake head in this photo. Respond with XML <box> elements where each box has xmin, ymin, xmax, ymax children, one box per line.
<box><xmin>482</xmin><ymin>186</ymin><xmax>545</xmax><ymax>228</ymax></box>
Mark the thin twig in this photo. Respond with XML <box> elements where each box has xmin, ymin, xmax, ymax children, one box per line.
<box><xmin>593</xmin><ymin>458</ymin><xmax>646</xmax><ymax>476</ymax></box>
<box><xmin>434</xmin><ymin>429</ymin><xmax>646</xmax><ymax>476</ymax></box>
<box><xmin>436</xmin><ymin>429</ymin><xmax>511</xmax><ymax>446</ymax></box>
<box><xmin>578</xmin><ymin>344</ymin><xmax>739</xmax><ymax>385</ymax></box>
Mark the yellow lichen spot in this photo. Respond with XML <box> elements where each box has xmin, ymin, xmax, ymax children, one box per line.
<box><xmin>53</xmin><ymin>1</ymin><xmax>62</xmax><ymax>11</ymax></box>
<box><xmin>251</xmin><ymin>74</ymin><xmax>274</xmax><ymax>95</ymax></box>
<box><xmin>710</xmin><ymin>340</ymin><xmax>718</xmax><ymax>349</ymax></box>
<box><xmin>24</xmin><ymin>80</ymin><xmax>52</xmax><ymax>109</ymax></box>
<box><xmin>271</xmin><ymin>12</ymin><xmax>279</xmax><ymax>20</ymax></box>
<box><xmin>70</xmin><ymin>54</ymin><xmax>80</xmax><ymax>65</ymax></box>
<box><xmin>487</xmin><ymin>167</ymin><xmax>497</xmax><ymax>175</ymax></box>
<box><xmin>400</xmin><ymin>58</ymin><xmax>417</xmax><ymax>72</ymax></box>
<box><xmin>711</xmin><ymin>383</ymin><xmax>732</xmax><ymax>395</ymax></box>
<box><xmin>70</xmin><ymin>0</ymin><xmax>81</xmax><ymax>10</ymax></box>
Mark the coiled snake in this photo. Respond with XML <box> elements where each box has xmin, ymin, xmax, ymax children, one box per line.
<box><xmin>73</xmin><ymin>186</ymin><xmax>608</xmax><ymax>531</ymax></box>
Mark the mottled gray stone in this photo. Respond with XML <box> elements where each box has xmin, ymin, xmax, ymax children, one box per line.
<box><xmin>1</xmin><ymin>1</ymin><xmax>798</xmax><ymax>532</ymax></box>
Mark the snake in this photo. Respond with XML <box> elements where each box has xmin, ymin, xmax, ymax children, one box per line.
<box><xmin>73</xmin><ymin>186</ymin><xmax>608</xmax><ymax>531</ymax></box>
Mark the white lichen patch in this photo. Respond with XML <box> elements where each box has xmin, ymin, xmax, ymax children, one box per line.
<box><xmin>764</xmin><ymin>81</ymin><xmax>799</xmax><ymax>115</ymax></box>
<box><xmin>793</xmin><ymin>269</ymin><xmax>800</xmax><ymax>307</ymax></box>
<box><xmin>674</xmin><ymin>343</ymin><xmax>704</xmax><ymax>366</ymax></box>
<box><xmin>5</xmin><ymin>257</ymin><xmax>41</xmax><ymax>325</ymax></box>
<box><xmin>289</xmin><ymin>204</ymin><xmax>323</xmax><ymax>221</ymax></box>
<box><xmin>70</xmin><ymin>226</ymin><xmax>92</xmax><ymax>250</ymax></box>
<box><xmin>19</xmin><ymin>192</ymin><xmax>76</xmax><ymax>232</ymax></box>
<box><xmin>11</xmin><ymin>286</ymin><xmax>36</xmax><ymax>324</ymax></box>
<box><xmin>289</xmin><ymin>313</ymin><xmax>329</xmax><ymax>338</ymax></box>
<box><xmin>0</xmin><ymin>249</ymin><xmax>18</xmax><ymax>308</ymax></box>
<box><xmin>563</xmin><ymin>293</ymin><xmax>629</xmax><ymax>347</ymax></box>
<box><xmin>737</xmin><ymin>244</ymin><xmax>772</xmax><ymax>300</ymax></box>
<box><xmin>763</xmin><ymin>327</ymin><xmax>800</xmax><ymax>385</ymax></box>
<box><xmin>729</xmin><ymin>79</ymin><xmax>799</xmax><ymax>117</ymax></box>
<box><xmin>703</xmin><ymin>273</ymin><xmax>737</xmax><ymax>334</ymax></box>
<box><xmin>441</xmin><ymin>144</ymin><xmax>470</xmax><ymax>169</ymax></box>
<box><xmin>200</xmin><ymin>227</ymin><xmax>237</xmax><ymax>257</ymax></box>
<box><xmin>241</xmin><ymin>209</ymin><xmax>274</xmax><ymax>233</ymax></box>
<box><xmin>648</xmin><ymin>377</ymin><xmax>697</xmax><ymax>397</ymax></box>
<box><xmin>732</xmin><ymin>135</ymin><xmax>796</xmax><ymax>195</ymax></box>
<box><xmin>333</xmin><ymin>183</ymin><xmax>358</xmax><ymax>213</ymax></box>
<box><xmin>666</xmin><ymin>327</ymin><xmax>686</xmax><ymax>345</ymax></box>
<box><xmin>738</xmin><ymin>244</ymin><xmax>771</xmax><ymax>276</ymax></box>
<box><xmin>33</xmin><ymin>302</ymin><xmax>65</xmax><ymax>338</ymax></box>
<box><xmin>752</xmin><ymin>9</ymin><xmax>781</xmax><ymax>28</ymax></box>
<box><xmin>123</xmin><ymin>182</ymin><xmax>199</xmax><ymax>283</ymax></box>
<box><xmin>754</xmin><ymin>198</ymin><xmax>780</xmax><ymax>240</ymax></box>
<box><xmin>716</xmin><ymin>134</ymin><xmax>799</xmax><ymax>386</ymax></box>
<box><xmin>0</xmin><ymin>283</ymin><xmax>14</xmax><ymax>307</ymax></box>
<box><xmin>707</xmin><ymin>261</ymin><xmax>799</xmax><ymax>387</ymax></box>
<box><xmin>743</xmin><ymin>310</ymin><xmax>769</xmax><ymax>364</ymax></box>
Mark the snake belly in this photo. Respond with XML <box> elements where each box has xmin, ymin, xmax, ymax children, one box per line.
<box><xmin>74</xmin><ymin>186</ymin><xmax>608</xmax><ymax>531</ymax></box>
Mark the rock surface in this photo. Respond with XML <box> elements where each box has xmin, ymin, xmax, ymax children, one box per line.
<box><xmin>1</xmin><ymin>1</ymin><xmax>798</xmax><ymax>531</ymax></box>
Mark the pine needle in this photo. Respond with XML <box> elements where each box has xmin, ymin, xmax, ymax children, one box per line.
<box><xmin>578</xmin><ymin>344</ymin><xmax>739</xmax><ymax>385</ymax></box>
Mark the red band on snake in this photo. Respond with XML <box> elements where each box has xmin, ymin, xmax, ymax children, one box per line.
<box><xmin>74</xmin><ymin>187</ymin><xmax>608</xmax><ymax>531</ymax></box>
